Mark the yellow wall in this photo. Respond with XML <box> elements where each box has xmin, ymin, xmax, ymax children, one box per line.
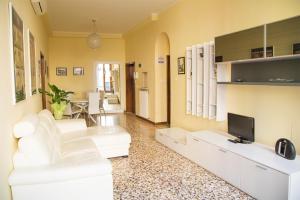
<box><xmin>124</xmin><ymin>0</ymin><xmax>300</xmax><ymax>151</ymax></box>
<box><xmin>0</xmin><ymin>0</ymin><xmax>48</xmax><ymax>199</ymax></box>
<box><xmin>154</xmin><ymin>33</ymin><xmax>170</xmax><ymax>122</ymax></box>
<box><xmin>48</xmin><ymin>36</ymin><xmax>126</xmax><ymax>109</ymax></box>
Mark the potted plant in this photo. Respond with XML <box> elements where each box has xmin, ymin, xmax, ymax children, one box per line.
<box><xmin>39</xmin><ymin>84</ymin><xmax>74</xmax><ymax>120</ymax></box>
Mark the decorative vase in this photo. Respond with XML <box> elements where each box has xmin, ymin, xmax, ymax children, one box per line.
<box><xmin>51</xmin><ymin>102</ymin><xmax>67</xmax><ymax>120</ymax></box>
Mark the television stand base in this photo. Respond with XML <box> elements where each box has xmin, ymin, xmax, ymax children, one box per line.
<box><xmin>228</xmin><ymin>138</ymin><xmax>252</xmax><ymax>144</ymax></box>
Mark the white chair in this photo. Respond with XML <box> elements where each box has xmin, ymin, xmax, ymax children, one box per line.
<box><xmin>88</xmin><ymin>92</ymin><xmax>101</xmax><ymax>123</ymax></box>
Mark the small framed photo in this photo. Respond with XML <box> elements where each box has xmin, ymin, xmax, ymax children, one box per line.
<box><xmin>73</xmin><ymin>67</ymin><xmax>84</xmax><ymax>76</ymax></box>
<box><xmin>178</xmin><ymin>57</ymin><xmax>185</xmax><ymax>74</ymax></box>
<box><xmin>56</xmin><ymin>67</ymin><xmax>67</xmax><ymax>76</ymax></box>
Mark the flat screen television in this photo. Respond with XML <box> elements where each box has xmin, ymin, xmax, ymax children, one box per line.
<box><xmin>228</xmin><ymin>113</ymin><xmax>255</xmax><ymax>144</ymax></box>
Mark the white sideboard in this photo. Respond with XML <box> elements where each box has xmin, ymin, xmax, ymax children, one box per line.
<box><xmin>155</xmin><ymin>129</ymin><xmax>300</xmax><ymax>200</ymax></box>
<box><xmin>139</xmin><ymin>89</ymin><xmax>149</xmax><ymax>119</ymax></box>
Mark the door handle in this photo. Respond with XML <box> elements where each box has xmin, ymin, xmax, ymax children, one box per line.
<box><xmin>255</xmin><ymin>165</ymin><xmax>268</xmax><ymax>171</ymax></box>
<box><xmin>193</xmin><ymin>138</ymin><xmax>200</xmax><ymax>142</ymax></box>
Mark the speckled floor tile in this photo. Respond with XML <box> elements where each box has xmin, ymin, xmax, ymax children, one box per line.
<box><xmin>97</xmin><ymin>114</ymin><xmax>254</xmax><ymax>200</ymax></box>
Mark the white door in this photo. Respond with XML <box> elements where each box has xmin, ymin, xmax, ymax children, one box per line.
<box><xmin>240</xmin><ymin>157</ymin><xmax>289</xmax><ymax>200</ymax></box>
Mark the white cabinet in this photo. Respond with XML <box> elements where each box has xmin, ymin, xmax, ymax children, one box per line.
<box><xmin>156</xmin><ymin>129</ymin><xmax>300</xmax><ymax>200</ymax></box>
<box><xmin>139</xmin><ymin>90</ymin><xmax>149</xmax><ymax>119</ymax></box>
<box><xmin>240</xmin><ymin>157</ymin><xmax>289</xmax><ymax>200</ymax></box>
<box><xmin>211</xmin><ymin>146</ymin><xmax>241</xmax><ymax>188</ymax></box>
<box><xmin>156</xmin><ymin>128</ymin><xmax>189</xmax><ymax>157</ymax></box>
<box><xmin>188</xmin><ymin>137</ymin><xmax>214</xmax><ymax>170</ymax></box>
<box><xmin>188</xmin><ymin>137</ymin><xmax>241</xmax><ymax>188</ymax></box>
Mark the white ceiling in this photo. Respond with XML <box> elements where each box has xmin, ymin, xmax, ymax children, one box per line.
<box><xmin>46</xmin><ymin>0</ymin><xmax>178</xmax><ymax>34</ymax></box>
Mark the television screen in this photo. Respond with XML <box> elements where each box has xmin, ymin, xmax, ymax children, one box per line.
<box><xmin>228</xmin><ymin>113</ymin><xmax>255</xmax><ymax>142</ymax></box>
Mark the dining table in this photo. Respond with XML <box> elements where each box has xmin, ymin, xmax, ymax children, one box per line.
<box><xmin>70</xmin><ymin>99</ymin><xmax>89</xmax><ymax>119</ymax></box>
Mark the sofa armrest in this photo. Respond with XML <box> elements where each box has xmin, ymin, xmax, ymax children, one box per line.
<box><xmin>9</xmin><ymin>153</ymin><xmax>111</xmax><ymax>186</ymax></box>
<box><xmin>55</xmin><ymin>119</ymin><xmax>87</xmax><ymax>134</ymax></box>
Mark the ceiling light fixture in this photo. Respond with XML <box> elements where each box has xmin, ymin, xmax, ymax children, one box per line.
<box><xmin>87</xmin><ymin>19</ymin><xmax>101</xmax><ymax>49</ymax></box>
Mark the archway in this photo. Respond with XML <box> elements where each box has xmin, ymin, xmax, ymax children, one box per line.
<box><xmin>155</xmin><ymin>32</ymin><xmax>170</xmax><ymax>125</ymax></box>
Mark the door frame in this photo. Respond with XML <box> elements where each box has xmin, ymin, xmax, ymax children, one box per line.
<box><xmin>40</xmin><ymin>52</ymin><xmax>46</xmax><ymax>109</ymax></box>
<box><xmin>125</xmin><ymin>62</ymin><xmax>135</xmax><ymax>114</ymax></box>
<box><xmin>166</xmin><ymin>55</ymin><xmax>171</xmax><ymax>125</ymax></box>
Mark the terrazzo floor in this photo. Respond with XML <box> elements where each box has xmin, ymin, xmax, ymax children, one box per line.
<box><xmin>95</xmin><ymin>114</ymin><xmax>254</xmax><ymax>200</ymax></box>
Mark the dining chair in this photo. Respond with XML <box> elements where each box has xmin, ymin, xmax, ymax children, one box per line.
<box><xmin>99</xmin><ymin>98</ymin><xmax>106</xmax><ymax>116</ymax></box>
<box><xmin>88</xmin><ymin>92</ymin><xmax>101</xmax><ymax>123</ymax></box>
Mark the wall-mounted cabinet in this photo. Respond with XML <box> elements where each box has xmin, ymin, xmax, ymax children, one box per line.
<box><xmin>215</xmin><ymin>15</ymin><xmax>300</xmax><ymax>63</ymax></box>
<box><xmin>267</xmin><ymin>16</ymin><xmax>300</xmax><ymax>57</ymax></box>
<box><xmin>215</xmin><ymin>26</ymin><xmax>264</xmax><ymax>62</ymax></box>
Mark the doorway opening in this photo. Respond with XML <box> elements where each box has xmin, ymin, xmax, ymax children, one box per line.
<box><xmin>155</xmin><ymin>32</ymin><xmax>171</xmax><ymax>125</ymax></box>
<box><xmin>125</xmin><ymin>62</ymin><xmax>135</xmax><ymax>114</ymax></box>
<box><xmin>96</xmin><ymin>63</ymin><xmax>122</xmax><ymax>113</ymax></box>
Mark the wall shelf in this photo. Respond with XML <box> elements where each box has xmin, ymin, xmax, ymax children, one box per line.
<box><xmin>218</xmin><ymin>54</ymin><xmax>300</xmax><ymax>65</ymax></box>
<box><xmin>217</xmin><ymin>81</ymin><xmax>300</xmax><ymax>86</ymax></box>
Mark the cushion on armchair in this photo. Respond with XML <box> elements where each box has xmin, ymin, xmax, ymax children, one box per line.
<box><xmin>13</xmin><ymin>114</ymin><xmax>39</xmax><ymax>138</ymax></box>
<box><xmin>14</xmin><ymin>125</ymin><xmax>58</xmax><ymax>168</ymax></box>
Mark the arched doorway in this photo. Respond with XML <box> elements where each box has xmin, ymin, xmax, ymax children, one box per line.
<box><xmin>155</xmin><ymin>32</ymin><xmax>171</xmax><ymax>125</ymax></box>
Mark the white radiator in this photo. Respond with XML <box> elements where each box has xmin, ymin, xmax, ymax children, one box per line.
<box><xmin>139</xmin><ymin>89</ymin><xmax>149</xmax><ymax>119</ymax></box>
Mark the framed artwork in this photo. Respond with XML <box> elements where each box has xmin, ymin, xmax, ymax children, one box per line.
<box><xmin>29</xmin><ymin>31</ymin><xmax>36</xmax><ymax>95</ymax></box>
<box><xmin>73</xmin><ymin>67</ymin><xmax>84</xmax><ymax>76</ymax></box>
<box><xmin>10</xmin><ymin>3</ymin><xmax>26</xmax><ymax>103</ymax></box>
<box><xmin>178</xmin><ymin>57</ymin><xmax>185</xmax><ymax>74</ymax></box>
<box><xmin>56</xmin><ymin>67</ymin><xmax>67</xmax><ymax>76</ymax></box>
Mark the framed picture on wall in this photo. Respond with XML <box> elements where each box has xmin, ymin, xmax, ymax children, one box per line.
<box><xmin>28</xmin><ymin>31</ymin><xmax>37</xmax><ymax>95</ymax></box>
<box><xmin>73</xmin><ymin>67</ymin><xmax>84</xmax><ymax>76</ymax></box>
<box><xmin>56</xmin><ymin>67</ymin><xmax>67</xmax><ymax>76</ymax></box>
<box><xmin>10</xmin><ymin>3</ymin><xmax>26</xmax><ymax>103</ymax></box>
<box><xmin>178</xmin><ymin>57</ymin><xmax>185</xmax><ymax>74</ymax></box>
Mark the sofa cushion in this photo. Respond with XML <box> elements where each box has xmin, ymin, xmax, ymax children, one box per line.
<box><xmin>56</xmin><ymin>119</ymin><xmax>87</xmax><ymax>134</ymax></box>
<box><xmin>61</xmin><ymin>138</ymin><xmax>99</xmax><ymax>158</ymax></box>
<box><xmin>61</xmin><ymin>126</ymin><xmax>131</xmax><ymax>146</ymax></box>
<box><xmin>13</xmin><ymin>114</ymin><xmax>39</xmax><ymax>138</ymax></box>
<box><xmin>15</xmin><ymin>125</ymin><xmax>55</xmax><ymax>168</ymax></box>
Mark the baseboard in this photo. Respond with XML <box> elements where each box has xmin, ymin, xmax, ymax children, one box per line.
<box><xmin>136</xmin><ymin>115</ymin><xmax>155</xmax><ymax>124</ymax></box>
<box><xmin>136</xmin><ymin>115</ymin><xmax>169</xmax><ymax>126</ymax></box>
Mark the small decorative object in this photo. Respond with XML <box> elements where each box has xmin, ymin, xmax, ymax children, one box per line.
<box><xmin>275</xmin><ymin>138</ymin><xmax>296</xmax><ymax>160</ymax></box>
<box><xmin>39</xmin><ymin>84</ymin><xmax>74</xmax><ymax>120</ymax></box>
<box><xmin>178</xmin><ymin>57</ymin><xmax>185</xmax><ymax>74</ymax></box>
<box><xmin>87</xmin><ymin>19</ymin><xmax>101</xmax><ymax>49</ymax></box>
<box><xmin>10</xmin><ymin>4</ymin><xmax>26</xmax><ymax>103</ymax></box>
<box><xmin>73</xmin><ymin>67</ymin><xmax>84</xmax><ymax>76</ymax></box>
<box><xmin>251</xmin><ymin>46</ymin><xmax>273</xmax><ymax>58</ymax></box>
<box><xmin>56</xmin><ymin>67</ymin><xmax>67</xmax><ymax>76</ymax></box>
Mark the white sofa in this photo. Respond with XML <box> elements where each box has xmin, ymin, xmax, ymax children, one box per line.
<box><xmin>9</xmin><ymin>109</ymin><xmax>131</xmax><ymax>200</ymax></box>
